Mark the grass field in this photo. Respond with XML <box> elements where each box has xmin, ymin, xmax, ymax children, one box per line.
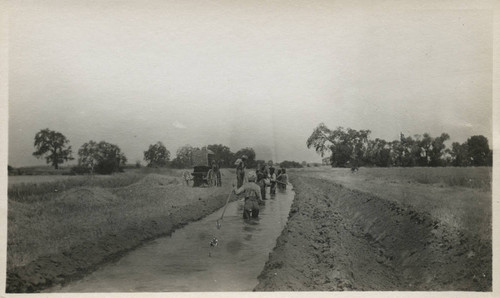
<box><xmin>7</xmin><ymin>168</ymin><xmax>235</xmax><ymax>272</ymax></box>
<box><xmin>292</xmin><ymin>166</ymin><xmax>492</xmax><ymax>241</ymax></box>
<box><xmin>295</xmin><ymin>166</ymin><xmax>491</xmax><ymax>189</ymax></box>
<box><xmin>7</xmin><ymin>166</ymin><xmax>491</xmax><ymax>291</ymax></box>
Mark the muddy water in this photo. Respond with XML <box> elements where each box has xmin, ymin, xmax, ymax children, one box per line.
<box><xmin>53</xmin><ymin>186</ymin><xmax>295</xmax><ymax>292</ymax></box>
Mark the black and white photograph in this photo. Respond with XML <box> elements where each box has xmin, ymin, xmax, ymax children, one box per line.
<box><xmin>1</xmin><ymin>0</ymin><xmax>497</xmax><ymax>295</ymax></box>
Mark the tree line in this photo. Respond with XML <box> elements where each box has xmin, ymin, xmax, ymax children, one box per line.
<box><xmin>28</xmin><ymin>129</ymin><xmax>265</xmax><ymax>174</ymax></box>
<box><xmin>307</xmin><ymin>123</ymin><xmax>492</xmax><ymax>168</ymax></box>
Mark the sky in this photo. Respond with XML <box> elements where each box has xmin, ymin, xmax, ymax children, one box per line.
<box><xmin>7</xmin><ymin>0</ymin><xmax>493</xmax><ymax>167</ymax></box>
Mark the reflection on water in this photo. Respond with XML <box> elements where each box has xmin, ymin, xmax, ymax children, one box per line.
<box><xmin>53</xmin><ymin>187</ymin><xmax>295</xmax><ymax>292</ymax></box>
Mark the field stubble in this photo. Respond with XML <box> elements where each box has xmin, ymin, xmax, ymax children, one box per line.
<box><xmin>256</xmin><ymin>168</ymin><xmax>492</xmax><ymax>291</ymax></box>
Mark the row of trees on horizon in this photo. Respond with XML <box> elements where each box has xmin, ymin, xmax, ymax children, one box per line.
<box><xmin>11</xmin><ymin>125</ymin><xmax>493</xmax><ymax>175</ymax></box>
<box><xmin>23</xmin><ymin>128</ymin><xmax>272</xmax><ymax>175</ymax></box>
<box><xmin>307</xmin><ymin>123</ymin><xmax>493</xmax><ymax>168</ymax></box>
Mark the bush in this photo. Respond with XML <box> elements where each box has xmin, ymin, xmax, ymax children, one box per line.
<box><xmin>95</xmin><ymin>159</ymin><xmax>123</xmax><ymax>174</ymax></box>
<box><xmin>70</xmin><ymin>165</ymin><xmax>91</xmax><ymax>175</ymax></box>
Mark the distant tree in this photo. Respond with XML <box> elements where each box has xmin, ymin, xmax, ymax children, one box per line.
<box><xmin>144</xmin><ymin>142</ymin><xmax>170</xmax><ymax>167</ymax></box>
<box><xmin>235</xmin><ymin>147</ymin><xmax>257</xmax><ymax>168</ymax></box>
<box><xmin>207</xmin><ymin>144</ymin><xmax>235</xmax><ymax>168</ymax></box>
<box><xmin>391</xmin><ymin>134</ymin><xmax>422</xmax><ymax>167</ymax></box>
<box><xmin>428</xmin><ymin>133</ymin><xmax>450</xmax><ymax>167</ymax></box>
<box><xmin>306</xmin><ymin>123</ymin><xmax>370</xmax><ymax>167</ymax></box>
<box><xmin>301</xmin><ymin>161</ymin><xmax>307</xmax><ymax>167</ymax></box>
<box><xmin>33</xmin><ymin>128</ymin><xmax>74</xmax><ymax>169</ymax></box>
<box><xmin>77</xmin><ymin>140</ymin><xmax>127</xmax><ymax>174</ymax></box>
<box><xmin>364</xmin><ymin>138</ymin><xmax>392</xmax><ymax>167</ymax></box>
<box><xmin>267</xmin><ymin>160</ymin><xmax>274</xmax><ymax>166</ymax></box>
<box><xmin>467</xmin><ymin>135</ymin><xmax>491</xmax><ymax>166</ymax></box>
<box><xmin>171</xmin><ymin>144</ymin><xmax>199</xmax><ymax>168</ymax></box>
<box><xmin>280</xmin><ymin>160</ymin><xmax>303</xmax><ymax>168</ymax></box>
<box><xmin>77</xmin><ymin>140</ymin><xmax>100</xmax><ymax>174</ymax></box>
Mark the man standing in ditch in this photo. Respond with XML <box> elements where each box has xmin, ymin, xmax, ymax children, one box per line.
<box><xmin>235</xmin><ymin>154</ymin><xmax>248</xmax><ymax>188</ymax></box>
<box><xmin>233</xmin><ymin>170</ymin><xmax>263</xmax><ymax>219</ymax></box>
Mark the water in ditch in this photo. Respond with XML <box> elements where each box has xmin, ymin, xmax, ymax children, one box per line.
<box><xmin>52</xmin><ymin>185</ymin><xmax>295</xmax><ymax>292</ymax></box>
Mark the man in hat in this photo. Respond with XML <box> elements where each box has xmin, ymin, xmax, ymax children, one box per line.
<box><xmin>235</xmin><ymin>154</ymin><xmax>248</xmax><ymax>188</ymax></box>
<box><xmin>233</xmin><ymin>170</ymin><xmax>263</xmax><ymax>219</ymax></box>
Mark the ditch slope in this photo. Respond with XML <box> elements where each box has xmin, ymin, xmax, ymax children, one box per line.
<box><xmin>255</xmin><ymin>175</ymin><xmax>491</xmax><ymax>291</ymax></box>
<box><xmin>7</xmin><ymin>174</ymin><xmax>236</xmax><ymax>293</ymax></box>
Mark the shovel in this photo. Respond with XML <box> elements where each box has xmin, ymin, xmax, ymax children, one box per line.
<box><xmin>216</xmin><ymin>190</ymin><xmax>233</xmax><ymax>229</ymax></box>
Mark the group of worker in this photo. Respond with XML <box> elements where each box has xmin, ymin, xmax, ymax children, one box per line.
<box><xmin>233</xmin><ymin>155</ymin><xmax>288</xmax><ymax>220</ymax></box>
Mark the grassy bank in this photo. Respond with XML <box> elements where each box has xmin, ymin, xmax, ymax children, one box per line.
<box><xmin>255</xmin><ymin>174</ymin><xmax>491</xmax><ymax>291</ymax></box>
<box><xmin>7</xmin><ymin>170</ymin><xmax>236</xmax><ymax>292</ymax></box>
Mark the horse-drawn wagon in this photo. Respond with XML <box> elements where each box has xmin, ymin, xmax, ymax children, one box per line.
<box><xmin>190</xmin><ymin>148</ymin><xmax>219</xmax><ymax>187</ymax></box>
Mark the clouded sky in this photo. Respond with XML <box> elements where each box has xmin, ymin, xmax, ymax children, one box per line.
<box><xmin>8</xmin><ymin>1</ymin><xmax>492</xmax><ymax>167</ymax></box>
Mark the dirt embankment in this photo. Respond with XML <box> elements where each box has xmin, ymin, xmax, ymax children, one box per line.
<box><xmin>255</xmin><ymin>175</ymin><xmax>491</xmax><ymax>291</ymax></box>
<box><xmin>7</xmin><ymin>174</ymin><xmax>236</xmax><ymax>293</ymax></box>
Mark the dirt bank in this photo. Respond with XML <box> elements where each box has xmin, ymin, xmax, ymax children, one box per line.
<box><xmin>7</xmin><ymin>173</ymin><xmax>236</xmax><ymax>293</ymax></box>
<box><xmin>255</xmin><ymin>175</ymin><xmax>491</xmax><ymax>291</ymax></box>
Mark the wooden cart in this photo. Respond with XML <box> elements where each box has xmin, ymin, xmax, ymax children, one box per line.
<box><xmin>191</xmin><ymin>148</ymin><xmax>216</xmax><ymax>187</ymax></box>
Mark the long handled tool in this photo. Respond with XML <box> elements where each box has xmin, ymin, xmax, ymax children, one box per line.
<box><xmin>216</xmin><ymin>190</ymin><xmax>233</xmax><ymax>229</ymax></box>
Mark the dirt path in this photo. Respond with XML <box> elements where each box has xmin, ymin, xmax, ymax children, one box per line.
<box><xmin>255</xmin><ymin>175</ymin><xmax>491</xmax><ymax>291</ymax></box>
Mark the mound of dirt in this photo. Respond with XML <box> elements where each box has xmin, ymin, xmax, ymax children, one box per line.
<box><xmin>138</xmin><ymin>174</ymin><xmax>183</xmax><ymax>186</ymax></box>
<box><xmin>53</xmin><ymin>187</ymin><xmax>120</xmax><ymax>207</ymax></box>
<box><xmin>255</xmin><ymin>175</ymin><xmax>491</xmax><ymax>291</ymax></box>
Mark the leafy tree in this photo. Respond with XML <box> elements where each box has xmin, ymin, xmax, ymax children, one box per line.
<box><xmin>171</xmin><ymin>144</ymin><xmax>199</xmax><ymax>168</ymax></box>
<box><xmin>428</xmin><ymin>133</ymin><xmax>450</xmax><ymax>167</ymax></box>
<box><xmin>33</xmin><ymin>128</ymin><xmax>74</xmax><ymax>169</ymax></box>
<box><xmin>207</xmin><ymin>144</ymin><xmax>235</xmax><ymax>168</ymax></box>
<box><xmin>467</xmin><ymin>135</ymin><xmax>491</xmax><ymax>166</ymax></box>
<box><xmin>77</xmin><ymin>140</ymin><xmax>127</xmax><ymax>174</ymax></box>
<box><xmin>235</xmin><ymin>147</ymin><xmax>256</xmax><ymax>168</ymax></box>
<box><xmin>144</xmin><ymin>142</ymin><xmax>170</xmax><ymax>167</ymax></box>
<box><xmin>391</xmin><ymin>134</ymin><xmax>424</xmax><ymax>167</ymax></box>
<box><xmin>364</xmin><ymin>138</ymin><xmax>392</xmax><ymax>167</ymax></box>
<box><xmin>77</xmin><ymin>140</ymin><xmax>100</xmax><ymax>174</ymax></box>
<box><xmin>447</xmin><ymin>142</ymin><xmax>469</xmax><ymax>166</ymax></box>
<box><xmin>306</xmin><ymin>123</ymin><xmax>370</xmax><ymax>167</ymax></box>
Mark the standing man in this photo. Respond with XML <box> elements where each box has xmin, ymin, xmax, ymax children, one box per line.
<box><xmin>256</xmin><ymin>164</ymin><xmax>269</xmax><ymax>200</ymax></box>
<box><xmin>234</xmin><ymin>170</ymin><xmax>263</xmax><ymax>219</ymax></box>
<box><xmin>235</xmin><ymin>154</ymin><xmax>248</xmax><ymax>188</ymax></box>
<box><xmin>211</xmin><ymin>160</ymin><xmax>222</xmax><ymax>187</ymax></box>
<box><xmin>269</xmin><ymin>166</ymin><xmax>277</xmax><ymax>195</ymax></box>
<box><xmin>215</xmin><ymin>161</ymin><xmax>222</xmax><ymax>187</ymax></box>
